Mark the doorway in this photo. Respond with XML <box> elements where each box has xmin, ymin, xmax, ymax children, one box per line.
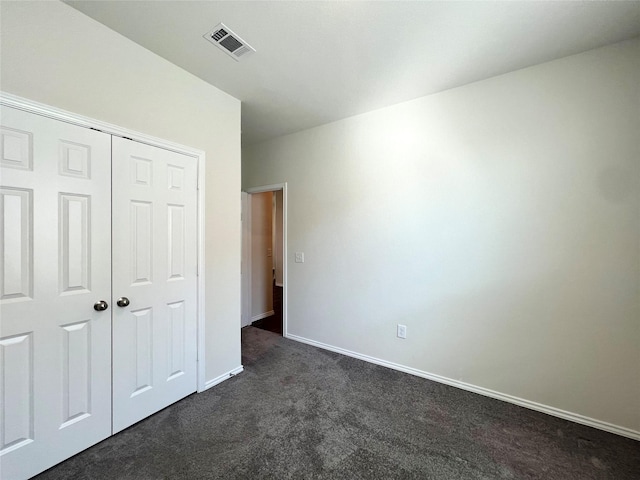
<box><xmin>241</xmin><ymin>184</ymin><xmax>287</xmax><ymax>336</ymax></box>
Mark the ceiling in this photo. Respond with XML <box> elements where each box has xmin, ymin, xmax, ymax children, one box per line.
<box><xmin>65</xmin><ymin>1</ymin><xmax>640</xmax><ymax>146</ymax></box>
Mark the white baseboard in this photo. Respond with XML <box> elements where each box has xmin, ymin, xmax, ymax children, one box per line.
<box><xmin>200</xmin><ymin>365</ymin><xmax>244</xmax><ymax>392</ymax></box>
<box><xmin>251</xmin><ymin>310</ymin><xmax>275</xmax><ymax>322</ymax></box>
<box><xmin>275</xmin><ymin>282</ymin><xmax>283</xmax><ymax>287</ymax></box>
<box><xmin>285</xmin><ymin>333</ymin><xmax>640</xmax><ymax>441</ymax></box>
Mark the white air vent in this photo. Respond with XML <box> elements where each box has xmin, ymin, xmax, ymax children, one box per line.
<box><xmin>204</xmin><ymin>23</ymin><xmax>255</xmax><ymax>61</ymax></box>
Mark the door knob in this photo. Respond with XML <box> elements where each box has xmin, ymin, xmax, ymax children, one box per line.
<box><xmin>116</xmin><ymin>297</ymin><xmax>130</xmax><ymax>307</ymax></box>
<box><xmin>94</xmin><ymin>300</ymin><xmax>109</xmax><ymax>311</ymax></box>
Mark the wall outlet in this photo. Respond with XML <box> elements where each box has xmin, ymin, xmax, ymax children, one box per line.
<box><xmin>295</xmin><ymin>252</ymin><xmax>305</xmax><ymax>263</ymax></box>
<box><xmin>397</xmin><ymin>324</ymin><xmax>407</xmax><ymax>339</ymax></box>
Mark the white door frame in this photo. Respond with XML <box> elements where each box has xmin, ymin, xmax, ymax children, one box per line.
<box><xmin>240</xmin><ymin>191</ymin><xmax>252</xmax><ymax>328</ymax></box>
<box><xmin>0</xmin><ymin>92</ymin><xmax>209</xmax><ymax>392</ymax></box>
<box><xmin>244</xmin><ymin>183</ymin><xmax>288</xmax><ymax>336</ymax></box>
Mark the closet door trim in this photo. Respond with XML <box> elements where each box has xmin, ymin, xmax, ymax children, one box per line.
<box><xmin>1</xmin><ymin>91</ymin><xmax>208</xmax><ymax>393</ymax></box>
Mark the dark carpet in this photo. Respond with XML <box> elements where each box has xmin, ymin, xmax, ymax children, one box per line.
<box><xmin>35</xmin><ymin>327</ymin><xmax>639</xmax><ymax>479</ymax></box>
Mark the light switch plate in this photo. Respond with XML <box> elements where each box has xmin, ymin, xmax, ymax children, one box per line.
<box><xmin>295</xmin><ymin>252</ymin><xmax>305</xmax><ymax>263</ymax></box>
<box><xmin>397</xmin><ymin>324</ymin><xmax>407</xmax><ymax>339</ymax></box>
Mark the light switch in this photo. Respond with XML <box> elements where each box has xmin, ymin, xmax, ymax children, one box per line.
<box><xmin>295</xmin><ymin>252</ymin><xmax>305</xmax><ymax>263</ymax></box>
<box><xmin>267</xmin><ymin>248</ymin><xmax>272</xmax><ymax>257</ymax></box>
<box><xmin>397</xmin><ymin>324</ymin><xmax>407</xmax><ymax>339</ymax></box>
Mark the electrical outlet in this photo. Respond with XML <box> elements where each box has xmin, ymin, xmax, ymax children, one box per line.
<box><xmin>397</xmin><ymin>324</ymin><xmax>407</xmax><ymax>339</ymax></box>
<box><xmin>267</xmin><ymin>248</ymin><xmax>272</xmax><ymax>257</ymax></box>
<box><xmin>295</xmin><ymin>252</ymin><xmax>305</xmax><ymax>263</ymax></box>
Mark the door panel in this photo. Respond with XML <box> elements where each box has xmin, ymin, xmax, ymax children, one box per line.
<box><xmin>0</xmin><ymin>106</ymin><xmax>112</xmax><ymax>480</ymax></box>
<box><xmin>111</xmin><ymin>137</ymin><xmax>197</xmax><ymax>434</ymax></box>
<box><xmin>1</xmin><ymin>187</ymin><xmax>32</xmax><ymax>301</ymax></box>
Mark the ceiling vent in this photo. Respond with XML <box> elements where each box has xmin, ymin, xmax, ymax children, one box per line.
<box><xmin>204</xmin><ymin>23</ymin><xmax>255</xmax><ymax>61</ymax></box>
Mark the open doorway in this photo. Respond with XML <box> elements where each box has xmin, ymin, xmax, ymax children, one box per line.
<box><xmin>241</xmin><ymin>184</ymin><xmax>287</xmax><ymax>336</ymax></box>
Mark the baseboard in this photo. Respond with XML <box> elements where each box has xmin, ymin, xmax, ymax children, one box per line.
<box><xmin>285</xmin><ymin>333</ymin><xmax>640</xmax><ymax>441</ymax></box>
<box><xmin>200</xmin><ymin>365</ymin><xmax>244</xmax><ymax>392</ymax></box>
<box><xmin>251</xmin><ymin>310</ymin><xmax>275</xmax><ymax>322</ymax></box>
<box><xmin>275</xmin><ymin>282</ymin><xmax>283</xmax><ymax>288</ymax></box>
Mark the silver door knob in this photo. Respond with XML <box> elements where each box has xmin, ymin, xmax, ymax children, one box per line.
<box><xmin>94</xmin><ymin>300</ymin><xmax>109</xmax><ymax>311</ymax></box>
<box><xmin>116</xmin><ymin>297</ymin><xmax>130</xmax><ymax>307</ymax></box>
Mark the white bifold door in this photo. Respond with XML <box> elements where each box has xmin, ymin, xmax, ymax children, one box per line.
<box><xmin>0</xmin><ymin>106</ymin><xmax>198</xmax><ymax>480</ymax></box>
<box><xmin>0</xmin><ymin>107</ymin><xmax>112</xmax><ymax>480</ymax></box>
<box><xmin>111</xmin><ymin>137</ymin><xmax>198</xmax><ymax>434</ymax></box>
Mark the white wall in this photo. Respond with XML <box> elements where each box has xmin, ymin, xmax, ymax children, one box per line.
<box><xmin>250</xmin><ymin>192</ymin><xmax>274</xmax><ymax>320</ymax></box>
<box><xmin>1</xmin><ymin>1</ymin><xmax>242</xmax><ymax>383</ymax></box>
<box><xmin>243</xmin><ymin>38</ymin><xmax>640</xmax><ymax>435</ymax></box>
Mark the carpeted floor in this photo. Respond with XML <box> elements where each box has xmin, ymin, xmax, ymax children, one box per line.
<box><xmin>35</xmin><ymin>327</ymin><xmax>639</xmax><ymax>479</ymax></box>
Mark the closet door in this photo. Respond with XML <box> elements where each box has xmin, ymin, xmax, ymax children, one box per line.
<box><xmin>111</xmin><ymin>137</ymin><xmax>198</xmax><ymax>433</ymax></box>
<box><xmin>0</xmin><ymin>106</ymin><xmax>112</xmax><ymax>479</ymax></box>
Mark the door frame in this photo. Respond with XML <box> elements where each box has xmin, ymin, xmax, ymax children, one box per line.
<box><xmin>0</xmin><ymin>92</ymin><xmax>209</xmax><ymax>392</ymax></box>
<box><xmin>240</xmin><ymin>191</ymin><xmax>252</xmax><ymax>328</ymax></box>
<box><xmin>243</xmin><ymin>183</ymin><xmax>288</xmax><ymax>336</ymax></box>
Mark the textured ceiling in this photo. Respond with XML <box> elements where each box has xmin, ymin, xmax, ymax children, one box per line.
<box><xmin>65</xmin><ymin>1</ymin><xmax>640</xmax><ymax>145</ymax></box>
